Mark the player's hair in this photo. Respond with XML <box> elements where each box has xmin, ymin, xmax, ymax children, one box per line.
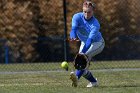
<box><xmin>83</xmin><ymin>0</ymin><xmax>96</xmax><ymax>9</ymax></box>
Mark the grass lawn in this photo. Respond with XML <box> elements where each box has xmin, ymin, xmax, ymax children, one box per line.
<box><xmin>0</xmin><ymin>60</ymin><xmax>139</xmax><ymax>93</ymax></box>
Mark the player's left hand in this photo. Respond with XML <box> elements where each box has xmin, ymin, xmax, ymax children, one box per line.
<box><xmin>73</xmin><ymin>53</ymin><xmax>89</xmax><ymax>70</ymax></box>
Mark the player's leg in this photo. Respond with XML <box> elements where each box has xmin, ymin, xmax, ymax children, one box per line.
<box><xmin>70</xmin><ymin>42</ymin><xmax>96</xmax><ymax>87</ymax></box>
<box><xmin>82</xmin><ymin>69</ymin><xmax>98</xmax><ymax>87</ymax></box>
<box><xmin>75</xmin><ymin>69</ymin><xmax>85</xmax><ymax>79</ymax></box>
<box><xmin>79</xmin><ymin>39</ymin><xmax>105</xmax><ymax>87</ymax></box>
<box><xmin>86</xmin><ymin>39</ymin><xmax>105</xmax><ymax>60</ymax></box>
<box><xmin>73</xmin><ymin>42</ymin><xmax>86</xmax><ymax>80</ymax></box>
<box><xmin>70</xmin><ymin>69</ymin><xmax>97</xmax><ymax>87</ymax></box>
<box><xmin>74</xmin><ymin>42</ymin><xmax>97</xmax><ymax>83</ymax></box>
<box><xmin>70</xmin><ymin>69</ymin><xmax>85</xmax><ymax>87</ymax></box>
<box><xmin>70</xmin><ymin>40</ymin><xmax>105</xmax><ymax>87</ymax></box>
<box><xmin>70</xmin><ymin>42</ymin><xmax>85</xmax><ymax>87</ymax></box>
<box><xmin>84</xmin><ymin>39</ymin><xmax>105</xmax><ymax>87</ymax></box>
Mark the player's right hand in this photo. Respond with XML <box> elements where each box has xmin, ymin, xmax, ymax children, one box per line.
<box><xmin>69</xmin><ymin>38</ymin><xmax>80</xmax><ymax>42</ymax></box>
<box><xmin>70</xmin><ymin>30</ymin><xmax>79</xmax><ymax>42</ymax></box>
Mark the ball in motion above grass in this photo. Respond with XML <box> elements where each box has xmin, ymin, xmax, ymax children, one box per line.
<box><xmin>61</xmin><ymin>61</ymin><xmax>69</xmax><ymax>71</ymax></box>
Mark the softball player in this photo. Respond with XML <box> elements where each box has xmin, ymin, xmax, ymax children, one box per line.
<box><xmin>69</xmin><ymin>0</ymin><xmax>105</xmax><ymax>87</ymax></box>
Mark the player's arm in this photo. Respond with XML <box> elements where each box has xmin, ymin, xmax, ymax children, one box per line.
<box><xmin>70</xmin><ymin>14</ymin><xmax>79</xmax><ymax>41</ymax></box>
<box><xmin>81</xmin><ymin>38</ymin><xmax>93</xmax><ymax>53</ymax></box>
<box><xmin>81</xmin><ymin>26</ymin><xmax>100</xmax><ymax>53</ymax></box>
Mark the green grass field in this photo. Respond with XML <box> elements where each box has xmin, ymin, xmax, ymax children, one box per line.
<box><xmin>0</xmin><ymin>60</ymin><xmax>139</xmax><ymax>93</ymax></box>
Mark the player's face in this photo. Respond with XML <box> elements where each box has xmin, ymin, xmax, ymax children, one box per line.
<box><xmin>83</xmin><ymin>7</ymin><xmax>93</xmax><ymax>20</ymax></box>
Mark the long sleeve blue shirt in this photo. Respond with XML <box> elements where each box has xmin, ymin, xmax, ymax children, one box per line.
<box><xmin>70</xmin><ymin>12</ymin><xmax>103</xmax><ymax>53</ymax></box>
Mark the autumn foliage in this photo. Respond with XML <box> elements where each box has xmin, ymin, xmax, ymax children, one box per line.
<box><xmin>0</xmin><ymin>0</ymin><xmax>139</xmax><ymax>62</ymax></box>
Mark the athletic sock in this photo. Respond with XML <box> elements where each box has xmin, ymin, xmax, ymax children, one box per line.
<box><xmin>83</xmin><ymin>70</ymin><xmax>97</xmax><ymax>82</ymax></box>
<box><xmin>75</xmin><ymin>69</ymin><xmax>85</xmax><ymax>80</ymax></box>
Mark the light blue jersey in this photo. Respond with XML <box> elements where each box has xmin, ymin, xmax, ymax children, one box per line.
<box><xmin>70</xmin><ymin>12</ymin><xmax>103</xmax><ymax>43</ymax></box>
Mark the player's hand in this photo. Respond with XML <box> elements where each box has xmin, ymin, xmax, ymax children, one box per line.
<box><xmin>69</xmin><ymin>38</ymin><xmax>80</xmax><ymax>42</ymax></box>
<box><xmin>74</xmin><ymin>53</ymin><xmax>89</xmax><ymax>70</ymax></box>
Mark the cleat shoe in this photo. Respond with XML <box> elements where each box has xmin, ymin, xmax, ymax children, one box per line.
<box><xmin>86</xmin><ymin>82</ymin><xmax>98</xmax><ymax>87</ymax></box>
<box><xmin>70</xmin><ymin>72</ymin><xmax>78</xmax><ymax>87</ymax></box>
<box><xmin>86</xmin><ymin>78</ymin><xmax>98</xmax><ymax>88</ymax></box>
